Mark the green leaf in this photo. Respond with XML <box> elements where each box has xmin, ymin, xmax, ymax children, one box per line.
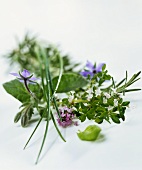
<box><xmin>3</xmin><ymin>79</ymin><xmax>43</xmax><ymax>103</ymax></box>
<box><xmin>52</xmin><ymin>73</ymin><xmax>88</xmax><ymax>93</ymax></box>
<box><xmin>122</xmin><ymin>101</ymin><xmax>130</xmax><ymax>106</ymax></box>
<box><xmin>14</xmin><ymin>112</ymin><xmax>22</xmax><ymax>123</ymax></box>
<box><xmin>111</xmin><ymin>114</ymin><xmax>120</xmax><ymax>124</ymax></box>
<box><xmin>95</xmin><ymin>117</ymin><xmax>103</xmax><ymax>124</ymax></box>
<box><xmin>79</xmin><ymin>114</ymin><xmax>86</xmax><ymax>122</ymax></box>
<box><xmin>28</xmin><ymin>83</ymin><xmax>43</xmax><ymax>100</ymax></box>
<box><xmin>21</xmin><ymin>114</ymin><xmax>29</xmax><ymax>127</ymax></box>
<box><xmin>21</xmin><ymin>107</ymin><xmax>34</xmax><ymax>127</ymax></box>
<box><xmin>3</xmin><ymin>79</ymin><xmax>30</xmax><ymax>103</ymax></box>
<box><xmin>86</xmin><ymin>108</ymin><xmax>96</xmax><ymax>120</ymax></box>
<box><xmin>102</xmin><ymin>64</ymin><xmax>106</xmax><ymax>71</ymax></box>
<box><xmin>77</xmin><ymin>125</ymin><xmax>101</xmax><ymax>141</ymax></box>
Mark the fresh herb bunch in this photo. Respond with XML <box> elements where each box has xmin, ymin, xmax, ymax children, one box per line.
<box><xmin>4</xmin><ymin>33</ymin><xmax>80</xmax><ymax>77</ymax></box>
<box><xmin>2</xmin><ymin>34</ymin><xmax>141</xmax><ymax>164</ymax></box>
<box><xmin>58</xmin><ymin>65</ymin><xmax>141</xmax><ymax>124</ymax></box>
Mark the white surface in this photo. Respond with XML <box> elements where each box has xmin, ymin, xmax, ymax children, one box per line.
<box><xmin>0</xmin><ymin>0</ymin><xmax>142</xmax><ymax>170</ymax></box>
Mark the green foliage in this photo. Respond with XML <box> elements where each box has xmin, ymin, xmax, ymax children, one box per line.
<box><xmin>52</xmin><ymin>73</ymin><xmax>88</xmax><ymax>93</ymax></box>
<box><xmin>3</xmin><ymin>79</ymin><xmax>31</xmax><ymax>103</ymax></box>
<box><xmin>64</xmin><ymin>68</ymin><xmax>141</xmax><ymax>125</ymax></box>
<box><xmin>5</xmin><ymin>34</ymin><xmax>80</xmax><ymax>77</ymax></box>
<box><xmin>2</xmin><ymin>33</ymin><xmax>141</xmax><ymax>165</ymax></box>
<box><xmin>77</xmin><ymin>125</ymin><xmax>101</xmax><ymax>141</ymax></box>
<box><xmin>14</xmin><ymin>112</ymin><xmax>22</xmax><ymax>123</ymax></box>
<box><xmin>3</xmin><ymin>79</ymin><xmax>43</xmax><ymax>103</ymax></box>
<box><xmin>21</xmin><ymin>107</ymin><xmax>34</xmax><ymax>127</ymax></box>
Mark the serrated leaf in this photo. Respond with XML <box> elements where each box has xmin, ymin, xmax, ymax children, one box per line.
<box><xmin>52</xmin><ymin>73</ymin><xmax>88</xmax><ymax>93</ymax></box>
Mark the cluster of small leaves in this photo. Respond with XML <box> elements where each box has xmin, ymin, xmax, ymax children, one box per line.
<box><xmin>75</xmin><ymin>90</ymin><xmax>130</xmax><ymax>124</ymax></box>
<box><xmin>60</xmin><ymin>66</ymin><xmax>141</xmax><ymax>125</ymax></box>
<box><xmin>4</xmin><ymin>33</ymin><xmax>80</xmax><ymax>77</ymax></box>
<box><xmin>91</xmin><ymin>64</ymin><xmax>112</xmax><ymax>86</ymax></box>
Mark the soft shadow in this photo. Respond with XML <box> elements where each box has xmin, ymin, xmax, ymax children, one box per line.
<box><xmin>24</xmin><ymin>126</ymin><xmax>54</xmax><ymax>149</ymax></box>
<box><xmin>25</xmin><ymin>135</ymin><xmax>43</xmax><ymax>149</ymax></box>
<box><xmin>38</xmin><ymin>135</ymin><xmax>59</xmax><ymax>162</ymax></box>
<box><xmin>28</xmin><ymin>118</ymin><xmax>40</xmax><ymax>125</ymax></box>
<box><xmin>95</xmin><ymin>133</ymin><xmax>106</xmax><ymax>143</ymax></box>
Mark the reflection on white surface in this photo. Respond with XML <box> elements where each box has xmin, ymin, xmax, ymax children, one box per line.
<box><xmin>0</xmin><ymin>0</ymin><xmax>142</xmax><ymax>170</ymax></box>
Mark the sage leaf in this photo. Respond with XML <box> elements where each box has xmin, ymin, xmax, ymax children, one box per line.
<box><xmin>14</xmin><ymin>112</ymin><xmax>22</xmax><ymax>123</ymax></box>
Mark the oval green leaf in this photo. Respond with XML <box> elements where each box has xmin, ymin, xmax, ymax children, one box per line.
<box><xmin>52</xmin><ymin>73</ymin><xmax>88</xmax><ymax>93</ymax></box>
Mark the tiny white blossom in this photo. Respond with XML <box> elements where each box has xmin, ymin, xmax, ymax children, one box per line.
<box><xmin>108</xmin><ymin>106</ymin><xmax>113</xmax><ymax>111</ymax></box>
<box><xmin>86</xmin><ymin>87</ymin><xmax>93</xmax><ymax>101</ymax></box>
<box><xmin>68</xmin><ymin>95</ymin><xmax>74</xmax><ymax>103</ymax></box>
<box><xmin>95</xmin><ymin>88</ymin><xmax>101</xmax><ymax>96</ymax></box>
<box><xmin>111</xmin><ymin>88</ymin><xmax>118</xmax><ymax>96</ymax></box>
<box><xmin>87</xmin><ymin>93</ymin><xmax>93</xmax><ymax>101</ymax></box>
<box><xmin>103</xmin><ymin>97</ymin><xmax>107</xmax><ymax>104</ymax></box>
<box><xmin>104</xmin><ymin>92</ymin><xmax>110</xmax><ymax>98</ymax></box>
<box><xmin>114</xmin><ymin>99</ymin><xmax>118</xmax><ymax>107</ymax></box>
<box><xmin>86</xmin><ymin>88</ymin><xmax>93</xmax><ymax>94</ymax></box>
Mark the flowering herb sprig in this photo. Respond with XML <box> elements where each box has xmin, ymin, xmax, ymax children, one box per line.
<box><xmin>2</xmin><ymin>34</ymin><xmax>141</xmax><ymax>164</ymax></box>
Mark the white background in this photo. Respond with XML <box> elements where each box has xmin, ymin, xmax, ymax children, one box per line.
<box><xmin>0</xmin><ymin>0</ymin><xmax>142</xmax><ymax>170</ymax></box>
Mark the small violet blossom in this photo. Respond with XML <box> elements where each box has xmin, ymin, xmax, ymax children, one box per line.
<box><xmin>57</xmin><ymin>106</ymin><xmax>78</xmax><ymax>128</ymax></box>
<box><xmin>10</xmin><ymin>69</ymin><xmax>38</xmax><ymax>84</ymax></box>
<box><xmin>80</xmin><ymin>61</ymin><xmax>105</xmax><ymax>78</ymax></box>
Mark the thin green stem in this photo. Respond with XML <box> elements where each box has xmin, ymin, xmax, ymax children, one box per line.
<box><xmin>51</xmin><ymin>54</ymin><xmax>63</xmax><ymax>97</ymax></box>
<box><xmin>23</xmin><ymin>117</ymin><xmax>42</xmax><ymax>150</ymax></box>
<box><xmin>23</xmin><ymin>47</ymin><xmax>47</xmax><ymax>150</ymax></box>
<box><xmin>50</xmin><ymin>111</ymin><xmax>66</xmax><ymax>142</ymax></box>
<box><xmin>42</xmin><ymin>47</ymin><xmax>66</xmax><ymax>142</ymax></box>
<box><xmin>35</xmin><ymin>47</ymin><xmax>51</xmax><ymax>164</ymax></box>
<box><xmin>35</xmin><ymin>109</ymin><xmax>50</xmax><ymax>164</ymax></box>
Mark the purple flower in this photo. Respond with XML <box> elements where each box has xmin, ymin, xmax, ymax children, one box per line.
<box><xmin>57</xmin><ymin>106</ymin><xmax>78</xmax><ymax>128</ymax></box>
<box><xmin>10</xmin><ymin>69</ymin><xmax>38</xmax><ymax>84</ymax></box>
<box><xmin>80</xmin><ymin>61</ymin><xmax>105</xmax><ymax>78</ymax></box>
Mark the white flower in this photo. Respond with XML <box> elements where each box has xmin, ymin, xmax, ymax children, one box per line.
<box><xmin>87</xmin><ymin>93</ymin><xmax>93</xmax><ymax>101</ymax></box>
<box><xmin>86</xmin><ymin>88</ymin><xmax>93</xmax><ymax>101</ymax></box>
<box><xmin>108</xmin><ymin>106</ymin><xmax>113</xmax><ymax>111</ymax></box>
<box><xmin>68</xmin><ymin>95</ymin><xmax>74</xmax><ymax>103</ymax></box>
<box><xmin>111</xmin><ymin>88</ymin><xmax>118</xmax><ymax>96</ymax></box>
<box><xmin>114</xmin><ymin>99</ymin><xmax>118</xmax><ymax>107</ymax></box>
<box><xmin>95</xmin><ymin>88</ymin><xmax>101</xmax><ymax>96</ymax></box>
<box><xmin>86</xmin><ymin>88</ymin><xmax>93</xmax><ymax>94</ymax></box>
<box><xmin>104</xmin><ymin>92</ymin><xmax>110</xmax><ymax>99</ymax></box>
<box><xmin>103</xmin><ymin>97</ymin><xmax>107</xmax><ymax>104</ymax></box>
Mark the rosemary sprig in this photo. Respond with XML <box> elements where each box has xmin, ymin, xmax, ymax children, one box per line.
<box><xmin>116</xmin><ymin>71</ymin><xmax>141</xmax><ymax>93</ymax></box>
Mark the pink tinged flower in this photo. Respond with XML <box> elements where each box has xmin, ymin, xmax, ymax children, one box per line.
<box><xmin>57</xmin><ymin>107</ymin><xmax>78</xmax><ymax>128</ymax></box>
<box><xmin>10</xmin><ymin>69</ymin><xmax>39</xmax><ymax>84</ymax></box>
<box><xmin>80</xmin><ymin>61</ymin><xmax>105</xmax><ymax>78</ymax></box>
